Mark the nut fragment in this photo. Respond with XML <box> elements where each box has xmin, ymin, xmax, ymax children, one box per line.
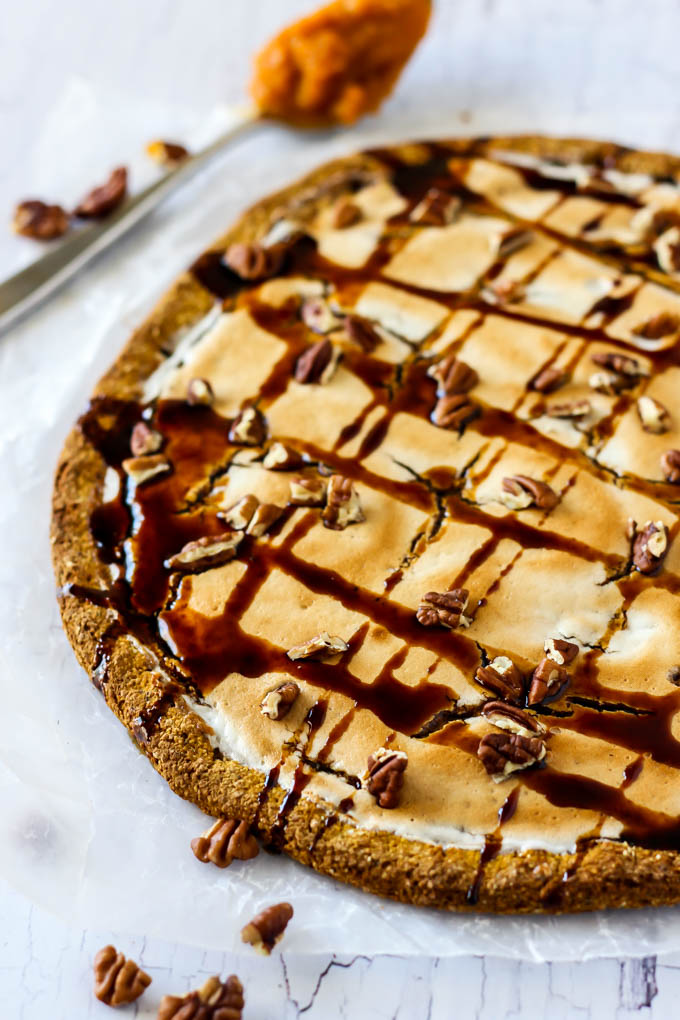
<box><xmin>322</xmin><ymin>474</ymin><xmax>365</xmax><ymax>529</ymax></box>
<box><xmin>287</xmin><ymin>632</ymin><xmax>349</xmax><ymax>661</ymax></box>
<box><xmin>588</xmin><ymin>370</ymin><xmax>629</xmax><ymax>395</ymax></box>
<box><xmin>654</xmin><ymin>226</ymin><xmax>680</xmax><ymax>276</ymax></box>
<box><xmin>191</xmin><ymin>818</ymin><xmax>259</xmax><ymax>869</ymax></box>
<box><xmin>93</xmin><ymin>945</ymin><xmax>151</xmax><ymax>1006</ymax></box>
<box><xmin>158</xmin><ymin>975</ymin><xmax>244</xmax><ymax>1020</ymax></box>
<box><xmin>637</xmin><ymin>395</ymin><xmax>671</xmax><ymax>434</ymax></box>
<box><xmin>661</xmin><ymin>449</ymin><xmax>680</xmax><ymax>483</ymax></box>
<box><xmin>165</xmin><ymin>532</ymin><xmax>243</xmax><ymax>572</ymax></box>
<box><xmin>428</xmin><ymin>354</ymin><xmax>478</xmax><ymax>395</ymax></box>
<box><xmin>289</xmin><ymin>475</ymin><xmax>327</xmax><ymax>506</ymax></box>
<box><xmin>482</xmin><ymin>701</ymin><xmax>545</xmax><ymax>737</ymax></box>
<box><xmin>432</xmin><ymin>393</ymin><xmax>479</xmax><ymax>430</ymax></box>
<box><xmin>632</xmin><ymin>311</ymin><xmax>680</xmax><ymax>340</ymax></box>
<box><xmin>497</xmin><ymin>227</ymin><xmax>533</xmax><ymax>258</ymax></box>
<box><xmin>241</xmin><ymin>903</ymin><xmax>294</xmax><ymax>954</ymax></box>
<box><xmin>331</xmin><ymin>197</ymin><xmax>362</xmax><ymax>228</ymax></box>
<box><xmin>229</xmin><ymin>406</ymin><xmax>266</xmax><ymax>445</ymax></box>
<box><xmin>527</xmin><ymin>656</ymin><xmax>568</xmax><ymax>705</ymax></box>
<box><xmin>246</xmin><ymin>502</ymin><xmax>284</xmax><ymax>537</ymax></box>
<box><xmin>501</xmin><ymin>475</ymin><xmax>558</xmax><ymax>511</ymax></box>
<box><xmin>478</xmin><ymin>731</ymin><xmax>546</xmax><ymax>781</ymax></box>
<box><xmin>146</xmin><ymin>139</ymin><xmax>189</xmax><ymax>166</ymax></box>
<box><xmin>260</xmin><ymin>681</ymin><xmax>299</xmax><ymax>720</ymax></box>
<box><xmin>529</xmin><ymin>366</ymin><xmax>569</xmax><ymax>394</ymax></box>
<box><xmin>12</xmin><ymin>199</ymin><xmax>69</xmax><ymax>240</ymax></box>
<box><xmin>481</xmin><ymin>278</ymin><xmax>525</xmax><ymax>305</ymax></box>
<box><xmin>416</xmin><ymin>589</ymin><xmax>469</xmax><ymax>630</ymax></box>
<box><xmin>300</xmin><ymin>297</ymin><xmax>343</xmax><ymax>334</ymax></box>
<box><xmin>74</xmin><ymin>166</ymin><xmax>128</xmax><ymax>218</ymax></box>
<box><xmin>591</xmin><ymin>350</ymin><xmax>646</xmax><ymax>378</ymax></box>
<box><xmin>224</xmin><ymin>241</ymin><xmax>283</xmax><ymax>280</ymax></box>
<box><xmin>544</xmin><ymin>637</ymin><xmax>579</xmax><ymax>666</ymax></box>
<box><xmin>263</xmin><ymin>442</ymin><xmax>304</xmax><ymax>470</ymax></box>
<box><xmin>410</xmin><ymin>187</ymin><xmax>461</xmax><ymax>226</ymax></box>
<box><xmin>220</xmin><ymin>494</ymin><xmax>259</xmax><ymax>530</ymax></box>
<box><xmin>130</xmin><ymin>421</ymin><xmax>163</xmax><ymax>456</ymax></box>
<box><xmin>366</xmin><ymin>747</ymin><xmax>408</xmax><ymax>808</ymax></box>
<box><xmin>122</xmin><ymin>454</ymin><xmax>170</xmax><ymax>486</ymax></box>
<box><xmin>186</xmin><ymin>377</ymin><xmax>214</xmax><ymax>406</ymax></box>
<box><xmin>475</xmin><ymin>656</ymin><xmax>524</xmax><ymax>704</ymax></box>
<box><xmin>344</xmin><ymin>314</ymin><xmax>382</xmax><ymax>353</ymax></box>
<box><xmin>294</xmin><ymin>338</ymin><xmax>338</xmax><ymax>383</ymax></box>
<box><xmin>545</xmin><ymin>399</ymin><xmax>591</xmax><ymax>419</ymax></box>
<box><xmin>631</xmin><ymin>520</ymin><xmax>669</xmax><ymax>574</ymax></box>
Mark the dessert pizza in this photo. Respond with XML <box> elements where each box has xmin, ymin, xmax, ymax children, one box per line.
<box><xmin>52</xmin><ymin>136</ymin><xmax>680</xmax><ymax>912</ymax></box>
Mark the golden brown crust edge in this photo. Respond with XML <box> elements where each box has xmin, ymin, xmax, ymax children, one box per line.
<box><xmin>51</xmin><ymin>136</ymin><xmax>680</xmax><ymax>914</ymax></box>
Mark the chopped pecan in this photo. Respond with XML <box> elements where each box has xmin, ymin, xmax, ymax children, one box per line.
<box><xmin>366</xmin><ymin>747</ymin><xmax>408</xmax><ymax>808</ymax></box>
<box><xmin>294</xmin><ymin>337</ymin><xmax>338</xmax><ymax>383</ymax></box>
<box><xmin>130</xmin><ymin>421</ymin><xmax>163</xmax><ymax>456</ymax></box>
<box><xmin>322</xmin><ymin>474</ymin><xmax>364</xmax><ymax>529</ymax></box>
<box><xmin>661</xmin><ymin>449</ymin><xmax>680</xmax><ymax>483</ymax></box>
<box><xmin>478</xmin><ymin>731</ymin><xmax>546</xmax><ymax>780</ymax></box>
<box><xmin>633</xmin><ymin>312</ymin><xmax>680</xmax><ymax>340</ymax></box>
<box><xmin>432</xmin><ymin>393</ymin><xmax>479</xmax><ymax>430</ymax></box>
<box><xmin>501</xmin><ymin>475</ymin><xmax>558</xmax><ymax>511</ymax></box>
<box><xmin>93</xmin><ymin>945</ymin><xmax>151</xmax><ymax>1006</ymax></box>
<box><xmin>410</xmin><ymin>187</ymin><xmax>461</xmax><ymax>226</ymax></box>
<box><xmin>475</xmin><ymin>656</ymin><xmax>524</xmax><ymax>704</ymax></box>
<box><xmin>220</xmin><ymin>494</ymin><xmax>259</xmax><ymax>531</ymax></box>
<box><xmin>224</xmin><ymin>241</ymin><xmax>283</xmax><ymax>280</ymax></box>
<box><xmin>122</xmin><ymin>454</ymin><xmax>170</xmax><ymax>486</ymax></box>
<box><xmin>246</xmin><ymin>502</ymin><xmax>284</xmax><ymax>537</ymax></box>
<box><xmin>287</xmin><ymin>632</ymin><xmax>349</xmax><ymax>661</ymax></box>
<box><xmin>241</xmin><ymin>903</ymin><xmax>293</xmax><ymax>954</ymax></box>
<box><xmin>416</xmin><ymin>589</ymin><xmax>469</xmax><ymax>630</ymax></box>
<box><xmin>591</xmin><ymin>350</ymin><xmax>646</xmax><ymax>378</ymax></box>
<box><xmin>545</xmin><ymin>398</ymin><xmax>591</xmax><ymax>419</ymax></box>
<box><xmin>345</xmin><ymin>314</ymin><xmax>382</xmax><ymax>352</ymax></box>
<box><xmin>331</xmin><ymin>197</ymin><xmax>362</xmax><ymax>228</ymax></box>
<box><xmin>13</xmin><ymin>199</ymin><xmax>69</xmax><ymax>240</ymax></box>
<box><xmin>300</xmin><ymin>297</ymin><xmax>343</xmax><ymax>334</ymax></box>
<box><xmin>637</xmin><ymin>395</ymin><xmax>671</xmax><ymax>434</ymax></box>
<box><xmin>482</xmin><ymin>701</ymin><xmax>545</xmax><ymax>737</ymax></box>
<box><xmin>165</xmin><ymin>533</ymin><xmax>242</xmax><ymax>572</ymax></box>
<box><xmin>263</xmin><ymin>442</ymin><xmax>303</xmax><ymax>470</ymax></box>
<box><xmin>482</xmin><ymin>279</ymin><xmax>525</xmax><ymax>304</ymax></box>
<box><xmin>428</xmin><ymin>354</ymin><xmax>478</xmax><ymax>396</ymax></box>
<box><xmin>289</xmin><ymin>475</ymin><xmax>327</xmax><ymax>506</ymax></box>
<box><xmin>74</xmin><ymin>167</ymin><xmax>128</xmax><ymax>218</ymax></box>
<box><xmin>544</xmin><ymin>637</ymin><xmax>579</xmax><ymax>666</ymax></box>
<box><xmin>654</xmin><ymin>226</ymin><xmax>680</xmax><ymax>275</ymax></box>
<box><xmin>260</xmin><ymin>681</ymin><xmax>299</xmax><ymax>720</ymax></box>
<box><xmin>146</xmin><ymin>139</ymin><xmax>189</xmax><ymax>166</ymax></box>
<box><xmin>229</xmin><ymin>406</ymin><xmax>266</xmax><ymax>445</ymax></box>
<box><xmin>527</xmin><ymin>656</ymin><xmax>568</xmax><ymax>705</ymax></box>
<box><xmin>632</xmin><ymin>520</ymin><xmax>669</xmax><ymax>574</ymax></box>
<box><xmin>158</xmin><ymin>975</ymin><xmax>244</xmax><ymax>1020</ymax></box>
<box><xmin>186</xmin><ymin>377</ymin><xmax>214</xmax><ymax>406</ymax></box>
<box><xmin>497</xmin><ymin>227</ymin><xmax>533</xmax><ymax>258</ymax></box>
<box><xmin>668</xmin><ymin>666</ymin><xmax>680</xmax><ymax>686</ymax></box>
<box><xmin>191</xmin><ymin>818</ymin><xmax>258</xmax><ymax>868</ymax></box>
<box><xmin>588</xmin><ymin>370</ymin><xmax>630</xmax><ymax>395</ymax></box>
<box><xmin>530</xmin><ymin>366</ymin><xmax>569</xmax><ymax>394</ymax></box>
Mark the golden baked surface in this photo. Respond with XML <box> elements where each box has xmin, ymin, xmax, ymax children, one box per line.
<box><xmin>52</xmin><ymin>137</ymin><xmax>680</xmax><ymax>913</ymax></box>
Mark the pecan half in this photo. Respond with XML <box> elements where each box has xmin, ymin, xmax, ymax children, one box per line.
<box><xmin>191</xmin><ymin>818</ymin><xmax>258</xmax><ymax>868</ymax></box>
<box><xmin>322</xmin><ymin>474</ymin><xmax>364</xmax><ymax>529</ymax></box>
<box><xmin>13</xmin><ymin>199</ymin><xmax>69</xmax><ymax>240</ymax></box>
<box><xmin>93</xmin><ymin>945</ymin><xmax>151</xmax><ymax>1006</ymax></box>
<box><xmin>410</xmin><ymin>187</ymin><xmax>461</xmax><ymax>226</ymax></box>
<box><xmin>482</xmin><ymin>701</ymin><xmax>545</xmax><ymax>737</ymax></box>
<box><xmin>229</xmin><ymin>406</ymin><xmax>266</xmax><ymax>445</ymax></box>
<box><xmin>331</xmin><ymin>197</ymin><xmax>362</xmax><ymax>228</ymax></box>
<box><xmin>287</xmin><ymin>632</ymin><xmax>349</xmax><ymax>660</ymax></box>
<box><xmin>186</xmin><ymin>377</ymin><xmax>214</xmax><ymax>406</ymax></box>
<box><xmin>224</xmin><ymin>241</ymin><xmax>283</xmax><ymax>280</ymax></box>
<box><xmin>130</xmin><ymin>421</ymin><xmax>163</xmax><ymax>456</ymax></box>
<box><xmin>165</xmin><ymin>533</ymin><xmax>242</xmax><ymax>572</ymax></box>
<box><xmin>241</xmin><ymin>903</ymin><xmax>293</xmax><ymax>954</ymax></box>
<box><xmin>146</xmin><ymin>139</ymin><xmax>189</xmax><ymax>166</ymax></box>
<box><xmin>294</xmin><ymin>338</ymin><xmax>338</xmax><ymax>384</ymax></box>
<box><xmin>478</xmin><ymin>731</ymin><xmax>546</xmax><ymax>780</ymax></box>
<box><xmin>246</xmin><ymin>502</ymin><xmax>284</xmax><ymax>537</ymax></box>
<box><xmin>289</xmin><ymin>475</ymin><xmax>327</xmax><ymax>506</ymax></box>
<box><xmin>366</xmin><ymin>747</ymin><xmax>408</xmax><ymax>808</ymax></box>
<box><xmin>428</xmin><ymin>354</ymin><xmax>478</xmax><ymax>395</ymax></box>
<box><xmin>220</xmin><ymin>494</ymin><xmax>259</xmax><ymax>530</ymax></box>
<box><xmin>530</xmin><ymin>366</ymin><xmax>569</xmax><ymax>394</ymax></box>
<box><xmin>588</xmin><ymin>370</ymin><xmax>630</xmax><ymax>395</ymax></box>
<box><xmin>345</xmin><ymin>314</ymin><xmax>382</xmax><ymax>353</ymax></box>
<box><xmin>544</xmin><ymin>637</ymin><xmax>579</xmax><ymax>666</ymax></box>
<box><xmin>432</xmin><ymin>393</ymin><xmax>479</xmax><ymax>430</ymax></box>
<box><xmin>75</xmin><ymin>166</ymin><xmax>128</xmax><ymax>218</ymax></box>
<box><xmin>122</xmin><ymin>454</ymin><xmax>170</xmax><ymax>485</ymax></box>
<box><xmin>661</xmin><ymin>449</ymin><xmax>680</xmax><ymax>483</ymax></box>
<box><xmin>527</xmin><ymin>656</ymin><xmax>568</xmax><ymax>705</ymax></box>
<box><xmin>632</xmin><ymin>520</ymin><xmax>669</xmax><ymax>574</ymax></box>
<box><xmin>632</xmin><ymin>311</ymin><xmax>680</xmax><ymax>340</ymax></box>
<box><xmin>501</xmin><ymin>475</ymin><xmax>558</xmax><ymax>511</ymax></box>
<box><xmin>591</xmin><ymin>350</ymin><xmax>646</xmax><ymax>378</ymax></box>
<box><xmin>263</xmin><ymin>442</ymin><xmax>304</xmax><ymax>470</ymax></box>
<box><xmin>158</xmin><ymin>975</ymin><xmax>244</xmax><ymax>1020</ymax></box>
<box><xmin>637</xmin><ymin>395</ymin><xmax>671</xmax><ymax>434</ymax></box>
<box><xmin>260</xmin><ymin>681</ymin><xmax>299</xmax><ymax>720</ymax></box>
<box><xmin>416</xmin><ymin>589</ymin><xmax>469</xmax><ymax>630</ymax></box>
<box><xmin>545</xmin><ymin>398</ymin><xmax>591</xmax><ymax>419</ymax></box>
<box><xmin>300</xmin><ymin>297</ymin><xmax>343</xmax><ymax>334</ymax></box>
<box><xmin>475</xmin><ymin>656</ymin><xmax>524</xmax><ymax>704</ymax></box>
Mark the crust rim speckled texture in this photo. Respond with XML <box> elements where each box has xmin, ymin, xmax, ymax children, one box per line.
<box><xmin>51</xmin><ymin>136</ymin><xmax>680</xmax><ymax>914</ymax></box>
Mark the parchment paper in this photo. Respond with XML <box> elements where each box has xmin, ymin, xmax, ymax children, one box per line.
<box><xmin>2</xmin><ymin>77</ymin><xmax>680</xmax><ymax>960</ymax></box>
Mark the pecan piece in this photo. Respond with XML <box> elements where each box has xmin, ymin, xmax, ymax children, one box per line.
<box><xmin>544</xmin><ymin>637</ymin><xmax>579</xmax><ymax>666</ymax></box>
<box><xmin>260</xmin><ymin>681</ymin><xmax>299</xmax><ymax>720</ymax></box>
<box><xmin>122</xmin><ymin>454</ymin><xmax>170</xmax><ymax>486</ymax></box>
<box><xmin>661</xmin><ymin>449</ymin><xmax>680</xmax><ymax>483</ymax></box>
<box><xmin>591</xmin><ymin>350</ymin><xmax>646</xmax><ymax>378</ymax></box>
<box><xmin>220</xmin><ymin>494</ymin><xmax>259</xmax><ymax>531</ymax></box>
<box><xmin>366</xmin><ymin>747</ymin><xmax>408</xmax><ymax>808</ymax></box>
<box><xmin>75</xmin><ymin>166</ymin><xmax>128</xmax><ymax>218</ymax></box>
<box><xmin>482</xmin><ymin>701</ymin><xmax>545</xmax><ymax>737</ymax></box>
<box><xmin>130</xmin><ymin>421</ymin><xmax>163</xmax><ymax>456</ymax></box>
<box><xmin>191</xmin><ymin>818</ymin><xmax>258</xmax><ymax>869</ymax></box>
<box><xmin>501</xmin><ymin>475</ymin><xmax>558</xmax><ymax>511</ymax></box>
<box><xmin>322</xmin><ymin>474</ymin><xmax>364</xmax><ymax>529</ymax></box>
<box><xmin>289</xmin><ymin>475</ymin><xmax>327</xmax><ymax>506</ymax></box>
<box><xmin>287</xmin><ymin>632</ymin><xmax>349</xmax><ymax>661</ymax></box>
<box><xmin>527</xmin><ymin>656</ymin><xmax>568</xmax><ymax>705</ymax></box>
<box><xmin>13</xmin><ymin>199</ymin><xmax>69</xmax><ymax>240</ymax></box>
<box><xmin>417</xmin><ymin>589</ymin><xmax>469</xmax><ymax>630</ymax></box>
<box><xmin>186</xmin><ymin>377</ymin><xmax>214</xmax><ymax>406</ymax></box>
<box><xmin>654</xmin><ymin>227</ymin><xmax>680</xmax><ymax>276</ymax></box>
<box><xmin>300</xmin><ymin>297</ymin><xmax>343</xmax><ymax>334</ymax></box>
<box><xmin>478</xmin><ymin>731</ymin><xmax>546</xmax><ymax>780</ymax></box>
<box><xmin>165</xmin><ymin>533</ymin><xmax>242</xmax><ymax>572</ymax></box>
<box><xmin>241</xmin><ymin>903</ymin><xmax>293</xmax><ymax>954</ymax></box>
<box><xmin>294</xmin><ymin>337</ymin><xmax>338</xmax><ymax>384</ymax></box>
<box><xmin>530</xmin><ymin>366</ymin><xmax>569</xmax><ymax>394</ymax></box>
<box><xmin>545</xmin><ymin>398</ymin><xmax>591</xmax><ymax>419</ymax></box>
<box><xmin>146</xmin><ymin>139</ymin><xmax>189</xmax><ymax>166</ymax></box>
<box><xmin>428</xmin><ymin>354</ymin><xmax>478</xmax><ymax>395</ymax></box>
<box><xmin>331</xmin><ymin>197</ymin><xmax>362</xmax><ymax>228</ymax></box>
<box><xmin>263</xmin><ymin>442</ymin><xmax>304</xmax><ymax>470</ymax></box>
<box><xmin>246</xmin><ymin>502</ymin><xmax>284</xmax><ymax>537</ymax></box>
<box><xmin>432</xmin><ymin>393</ymin><xmax>479</xmax><ymax>430</ymax></box>
<box><xmin>410</xmin><ymin>187</ymin><xmax>461</xmax><ymax>226</ymax></box>
<box><xmin>93</xmin><ymin>945</ymin><xmax>151</xmax><ymax>1006</ymax></box>
<box><xmin>632</xmin><ymin>520</ymin><xmax>669</xmax><ymax>574</ymax></box>
<box><xmin>475</xmin><ymin>655</ymin><xmax>524</xmax><ymax>704</ymax></box>
<box><xmin>345</xmin><ymin>314</ymin><xmax>382</xmax><ymax>353</ymax></box>
<box><xmin>229</xmin><ymin>406</ymin><xmax>266</xmax><ymax>445</ymax></box>
<box><xmin>588</xmin><ymin>370</ymin><xmax>629</xmax><ymax>395</ymax></box>
<box><xmin>224</xmin><ymin>241</ymin><xmax>283</xmax><ymax>280</ymax></box>
<box><xmin>497</xmin><ymin>227</ymin><xmax>533</xmax><ymax>258</ymax></box>
<box><xmin>637</xmin><ymin>395</ymin><xmax>671</xmax><ymax>434</ymax></box>
<box><xmin>633</xmin><ymin>311</ymin><xmax>680</xmax><ymax>340</ymax></box>
<box><xmin>158</xmin><ymin>975</ymin><xmax>244</xmax><ymax>1020</ymax></box>
<box><xmin>482</xmin><ymin>279</ymin><xmax>525</xmax><ymax>304</ymax></box>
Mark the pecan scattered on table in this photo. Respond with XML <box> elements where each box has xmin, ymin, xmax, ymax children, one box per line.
<box><xmin>12</xmin><ymin>199</ymin><xmax>69</xmax><ymax>240</ymax></box>
<box><xmin>93</xmin><ymin>944</ymin><xmax>151</xmax><ymax>1007</ymax></box>
<box><xmin>157</xmin><ymin>975</ymin><xmax>244</xmax><ymax>1019</ymax></box>
<box><xmin>74</xmin><ymin>166</ymin><xmax>128</xmax><ymax>218</ymax></box>
<box><xmin>191</xmin><ymin>818</ymin><xmax>259</xmax><ymax>869</ymax></box>
<box><xmin>241</xmin><ymin>903</ymin><xmax>294</xmax><ymax>954</ymax></box>
<box><xmin>146</xmin><ymin>139</ymin><xmax>190</xmax><ymax>167</ymax></box>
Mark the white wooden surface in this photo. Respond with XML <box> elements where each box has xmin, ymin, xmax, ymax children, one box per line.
<box><xmin>3</xmin><ymin>0</ymin><xmax>680</xmax><ymax>1015</ymax></box>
